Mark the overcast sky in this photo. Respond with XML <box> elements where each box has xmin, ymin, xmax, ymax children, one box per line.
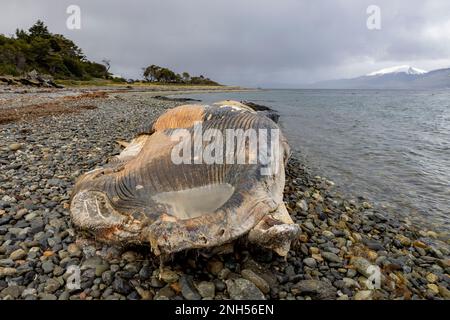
<box><xmin>1</xmin><ymin>0</ymin><xmax>450</xmax><ymax>87</ymax></box>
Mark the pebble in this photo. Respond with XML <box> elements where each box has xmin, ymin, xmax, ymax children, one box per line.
<box><xmin>293</xmin><ymin>280</ymin><xmax>337</xmax><ymax>299</ymax></box>
<box><xmin>207</xmin><ymin>260</ymin><xmax>224</xmax><ymax>275</ymax></box>
<box><xmin>112</xmin><ymin>277</ymin><xmax>133</xmax><ymax>295</ymax></box>
<box><xmin>197</xmin><ymin>281</ymin><xmax>215</xmax><ymax>298</ymax></box>
<box><xmin>41</xmin><ymin>260</ymin><xmax>54</xmax><ymax>274</ymax></box>
<box><xmin>8</xmin><ymin>143</ymin><xmax>22</xmax><ymax>151</ymax></box>
<box><xmin>322</xmin><ymin>252</ymin><xmax>342</xmax><ymax>264</ymax></box>
<box><xmin>226</xmin><ymin>278</ymin><xmax>265</xmax><ymax>300</ymax></box>
<box><xmin>159</xmin><ymin>268</ymin><xmax>179</xmax><ymax>283</ymax></box>
<box><xmin>354</xmin><ymin>290</ymin><xmax>373</xmax><ymax>300</ymax></box>
<box><xmin>351</xmin><ymin>257</ymin><xmax>372</xmax><ymax>278</ymax></box>
<box><xmin>296</xmin><ymin>200</ymin><xmax>308</xmax><ymax>212</ymax></box>
<box><xmin>44</xmin><ymin>278</ymin><xmax>61</xmax><ymax>293</ymax></box>
<box><xmin>395</xmin><ymin>234</ymin><xmax>411</xmax><ymax>247</ymax></box>
<box><xmin>427</xmin><ymin>284</ymin><xmax>439</xmax><ymax>295</ymax></box>
<box><xmin>9</xmin><ymin>248</ymin><xmax>27</xmax><ymax>261</ymax></box>
<box><xmin>38</xmin><ymin>293</ymin><xmax>57</xmax><ymax>300</ymax></box>
<box><xmin>322</xmin><ymin>230</ymin><xmax>335</xmax><ymax>239</ymax></box>
<box><xmin>303</xmin><ymin>258</ymin><xmax>317</xmax><ymax>268</ymax></box>
<box><xmin>180</xmin><ymin>275</ymin><xmax>201</xmax><ymax>300</ymax></box>
<box><xmin>241</xmin><ymin>269</ymin><xmax>270</xmax><ymax>294</ymax></box>
<box><xmin>67</xmin><ymin>243</ymin><xmax>82</xmax><ymax>257</ymax></box>
<box><xmin>426</xmin><ymin>273</ymin><xmax>438</xmax><ymax>283</ymax></box>
<box><xmin>1</xmin><ymin>285</ymin><xmax>22</xmax><ymax>298</ymax></box>
<box><xmin>0</xmin><ymin>267</ymin><xmax>17</xmax><ymax>277</ymax></box>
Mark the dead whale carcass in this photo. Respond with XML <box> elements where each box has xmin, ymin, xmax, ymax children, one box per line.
<box><xmin>70</xmin><ymin>101</ymin><xmax>300</xmax><ymax>256</ymax></box>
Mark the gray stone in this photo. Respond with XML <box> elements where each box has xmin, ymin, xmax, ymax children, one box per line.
<box><xmin>197</xmin><ymin>281</ymin><xmax>215</xmax><ymax>298</ymax></box>
<box><xmin>112</xmin><ymin>277</ymin><xmax>132</xmax><ymax>295</ymax></box>
<box><xmin>8</xmin><ymin>143</ymin><xmax>22</xmax><ymax>151</ymax></box>
<box><xmin>45</xmin><ymin>278</ymin><xmax>61</xmax><ymax>293</ymax></box>
<box><xmin>0</xmin><ymin>259</ymin><xmax>15</xmax><ymax>267</ymax></box>
<box><xmin>38</xmin><ymin>293</ymin><xmax>57</xmax><ymax>300</ymax></box>
<box><xmin>354</xmin><ymin>290</ymin><xmax>373</xmax><ymax>300</ymax></box>
<box><xmin>180</xmin><ymin>276</ymin><xmax>201</xmax><ymax>300</ymax></box>
<box><xmin>1</xmin><ymin>285</ymin><xmax>22</xmax><ymax>298</ymax></box>
<box><xmin>296</xmin><ymin>200</ymin><xmax>308</xmax><ymax>212</ymax></box>
<box><xmin>0</xmin><ymin>267</ymin><xmax>17</xmax><ymax>277</ymax></box>
<box><xmin>294</xmin><ymin>280</ymin><xmax>337</xmax><ymax>299</ymax></box>
<box><xmin>225</xmin><ymin>278</ymin><xmax>265</xmax><ymax>300</ymax></box>
<box><xmin>322</xmin><ymin>252</ymin><xmax>342</xmax><ymax>264</ymax></box>
<box><xmin>10</xmin><ymin>248</ymin><xmax>27</xmax><ymax>261</ymax></box>
<box><xmin>159</xmin><ymin>268</ymin><xmax>179</xmax><ymax>283</ymax></box>
<box><xmin>351</xmin><ymin>257</ymin><xmax>372</xmax><ymax>277</ymax></box>
<box><xmin>67</xmin><ymin>243</ymin><xmax>82</xmax><ymax>257</ymax></box>
<box><xmin>41</xmin><ymin>260</ymin><xmax>54</xmax><ymax>274</ymax></box>
<box><xmin>241</xmin><ymin>269</ymin><xmax>270</xmax><ymax>294</ymax></box>
<box><xmin>303</xmin><ymin>258</ymin><xmax>317</xmax><ymax>268</ymax></box>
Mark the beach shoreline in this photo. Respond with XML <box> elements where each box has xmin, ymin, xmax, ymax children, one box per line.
<box><xmin>0</xmin><ymin>88</ymin><xmax>449</xmax><ymax>300</ymax></box>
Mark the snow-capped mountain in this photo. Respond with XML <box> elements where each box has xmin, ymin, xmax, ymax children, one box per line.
<box><xmin>309</xmin><ymin>66</ymin><xmax>450</xmax><ymax>89</ymax></box>
<box><xmin>366</xmin><ymin>65</ymin><xmax>428</xmax><ymax>76</ymax></box>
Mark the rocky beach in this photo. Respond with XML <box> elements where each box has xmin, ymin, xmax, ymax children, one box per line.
<box><xmin>0</xmin><ymin>86</ymin><xmax>449</xmax><ymax>300</ymax></box>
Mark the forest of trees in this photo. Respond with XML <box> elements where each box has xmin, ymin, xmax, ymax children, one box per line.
<box><xmin>142</xmin><ymin>64</ymin><xmax>219</xmax><ymax>85</ymax></box>
<box><xmin>0</xmin><ymin>20</ymin><xmax>108</xmax><ymax>79</ymax></box>
<box><xmin>0</xmin><ymin>20</ymin><xmax>220</xmax><ymax>85</ymax></box>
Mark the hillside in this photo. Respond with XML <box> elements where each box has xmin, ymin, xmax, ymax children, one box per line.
<box><xmin>0</xmin><ymin>20</ymin><xmax>108</xmax><ymax>80</ymax></box>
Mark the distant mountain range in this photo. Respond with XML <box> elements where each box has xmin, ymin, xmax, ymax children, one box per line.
<box><xmin>309</xmin><ymin>65</ymin><xmax>450</xmax><ymax>89</ymax></box>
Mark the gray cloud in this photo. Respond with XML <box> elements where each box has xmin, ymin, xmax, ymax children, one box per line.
<box><xmin>1</xmin><ymin>0</ymin><xmax>450</xmax><ymax>87</ymax></box>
